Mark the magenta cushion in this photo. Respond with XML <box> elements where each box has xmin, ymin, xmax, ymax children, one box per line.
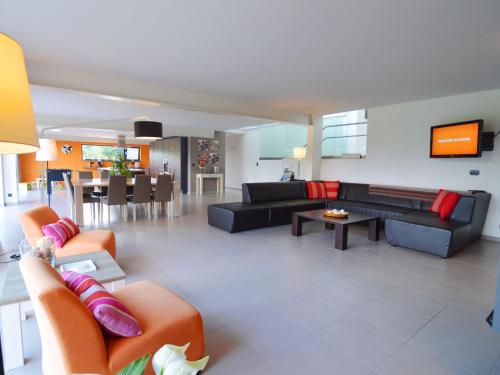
<box><xmin>61</xmin><ymin>271</ymin><xmax>142</xmax><ymax>337</ymax></box>
<box><xmin>42</xmin><ymin>222</ymin><xmax>68</xmax><ymax>247</ymax></box>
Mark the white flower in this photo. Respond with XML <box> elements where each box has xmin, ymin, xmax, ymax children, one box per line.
<box><xmin>152</xmin><ymin>343</ymin><xmax>209</xmax><ymax>375</ymax></box>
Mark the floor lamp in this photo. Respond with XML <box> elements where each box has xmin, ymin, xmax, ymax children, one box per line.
<box><xmin>293</xmin><ymin>147</ymin><xmax>306</xmax><ymax>180</ymax></box>
<box><xmin>36</xmin><ymin>139</ymin><xmax>58</xmax><ymax>204</ymax></box>
<box><xmin>0</xmin><ymin>33</ymin><xmax>39</xmax><ymax>372</ymax></box>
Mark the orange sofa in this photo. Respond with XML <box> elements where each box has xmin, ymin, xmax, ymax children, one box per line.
<box><xmin>18</xmin><ymin>205</ymin><xmax>116</xmax><ymax>258</ymax></box>
<box><xmin>19</xmin><ymin>255</ymin><xmax>205</xmax><ymax>375</ymax></box>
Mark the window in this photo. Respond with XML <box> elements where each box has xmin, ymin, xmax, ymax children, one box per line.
<box><xmin>81</xmin><ymin>145</ymin><xmax>141</xmax><ymax>161</ymax></box>
<box><xmin>259</xmin><ymin>124</ymin><xmax>308</xmax><ymax>159</ymax></box>
<box><xmin>322</xmin><ymin>109</ymin><xmax>367</xmax><ymax>158</ymax></box>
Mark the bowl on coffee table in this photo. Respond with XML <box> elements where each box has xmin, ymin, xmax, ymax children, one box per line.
<box><xmin>324</xmin><ymin>209</ymin><xmax>349</xmax><ymax>219</ymax></box>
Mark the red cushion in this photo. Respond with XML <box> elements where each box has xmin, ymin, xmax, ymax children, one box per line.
<box><xmin>430</xmin><ymin>189</ymin><xmax>461</xmax><ymax>220</ymax></box>
<box><xmin>438</xmin><ymin>192</ymin><xmax>461</xmax><ymax>220</ymax></box>
<box><xmin>306</xmin><ymin>182</ymin><xmax>327</xmax><ymax>199</ymax></box>
<box><xmin>323</xmin><ymin>181</ymin><xmax>340</xmax><ymax>200</ymax></box>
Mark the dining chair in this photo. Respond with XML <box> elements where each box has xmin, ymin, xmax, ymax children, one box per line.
<box><xmin>63</xmin><ymin>172</ymin><xmax>100</xmax><ymax>219</ymax></box>
<box><xmin>78</xmin><ymin>171</ymin><xmax>95</xmax><ymax>195</ymax></box>
<box><xmin>152</xmin><ymin>174</ymin><xmax>172</xmax><ymax>217</ymax></box>
<box><xmin>128</xmin><ymin>175</ymin><xmax>152</xmax><ymax>220</ymax></box>
<box><xmin>93</xmin><ymin>170</ymin><xmax>109</xmax><ymax>198</ymax></box>
<box><xmin>101</xmin><ymin>175</ymin><xmax>128</xmax><ymax>222</ymax></box>
<box><xmin>99</xmin><ymin>169</ymin><xmax>110</xmax><ymax>179</ymax></box>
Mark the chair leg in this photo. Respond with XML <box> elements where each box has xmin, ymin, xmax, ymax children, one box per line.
<box><xmin>107</xmin><ymin>205</ymin><xmax>111</xmax><ymax>223</ymax></box>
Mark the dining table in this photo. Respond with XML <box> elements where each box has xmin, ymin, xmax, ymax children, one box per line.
<box><xmin>72</xmin><ymin>177</ymin><xmax>181</xmax><ymax>226</ymax></box>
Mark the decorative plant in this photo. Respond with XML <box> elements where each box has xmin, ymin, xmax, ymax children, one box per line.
<box><xmin>119</xmin><ymin>343</ymin><xmax>209</xmax><ymax>375</ymax></box>
<box><xmin>197</xmin><ymin>154</ymin><xmax>208</xmax><ymax>172</ymax></box>
<box><xmin>111</xmin><ymin>155</ymin><xmax>132</xmax><ymax>178</ymax></box>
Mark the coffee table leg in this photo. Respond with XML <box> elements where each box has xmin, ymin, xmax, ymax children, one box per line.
<box><xmin>292</xmin><ymin>214</ymin><xmax>303</xmax><ymax>236</ymax></box>
<box><xmin>334</xmin><ymin>224</ymin><xmax>348</xmax><ymax>250</ymax></box>
<box><xmin>369</xmin><ymin>218</ymin><xmax>380</xmax><ymax>241</ymax></box>
<box><xmin>1</xmin><ymin>303</ymin><xmax>24</xmax><ymax>371</ymax></box>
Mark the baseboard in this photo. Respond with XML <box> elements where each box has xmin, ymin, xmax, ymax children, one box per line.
<box><xmin>481</xmin><ymin>234</ymin><xmax>500</xmax><ymax>243</ymax></box>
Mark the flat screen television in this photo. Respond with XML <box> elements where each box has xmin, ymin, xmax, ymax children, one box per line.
<box><xmin>430</xmin><ymin>119</ymin><xmax>483</xmax><ymax>158</ymax></box>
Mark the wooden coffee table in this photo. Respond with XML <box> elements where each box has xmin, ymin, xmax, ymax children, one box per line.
<box><xmin>292</xmin><ymin>209</ymin><xmax>380</xmax><ymax>250</ymax></box>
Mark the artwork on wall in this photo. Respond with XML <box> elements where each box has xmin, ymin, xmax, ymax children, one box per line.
<box><xmin>197</xmin><ymin>139</ymin><xmax>220</xmax><ymax>172</ymax></box>
<box><xmin>197</xmin><ymin>139</ymin><xmax>209</xmax><ymax>152</ymax></box>
<box><xmin>61</xmin><ymin>144</ymin><xmax>73</xmax><ymax>154</ymax></box>
<box><xmin>209</xmin><ymin>140</ymin><xmax>219</xmax><ymax>152</ymax></box>
<box><xmin>208</xmin><ymin>152</ymin><xmax>219</xmax><ymax>165</ymax></box>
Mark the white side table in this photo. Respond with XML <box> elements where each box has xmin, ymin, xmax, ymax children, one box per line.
<box><xmin>196</xmin><ymin>173</ymin><xmax>224</xmax><ymax>195</ymax></box>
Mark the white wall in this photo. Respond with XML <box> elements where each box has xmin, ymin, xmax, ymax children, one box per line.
<box><xmin>321</xmin><ymin>89</ymin><xmax>500</xmax><ymax>238</ymax></box>
<box><xmin>1</xmin><ymin>155</ymin><xmax>19</xmax><ymax>204</ymax></box>
<box><xmin>225</xmin><ymin>131</ymin><xmax>288</xmax><ymax>190</ymax></box>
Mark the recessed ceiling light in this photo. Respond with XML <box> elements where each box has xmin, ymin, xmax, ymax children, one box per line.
<box><xmin>50</xmin><ymin>128</ymin><xmax>61</xmax><ymax>132</ymax></box>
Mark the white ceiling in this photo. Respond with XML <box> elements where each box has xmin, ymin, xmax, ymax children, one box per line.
<box><xmin>2</xmin><ymin>0</ymin><xmax>500</xmax><ymax>115</ymax></box>
<box><xmin>31</xmin><ymin>85</ymin><xmax>274</xmax><ymax>142</ymax></box>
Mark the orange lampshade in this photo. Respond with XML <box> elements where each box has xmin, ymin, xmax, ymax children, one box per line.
<box><xmin>0</xmin><ymin>33</ymin><xmax>38</xmax><ymax>154</ymax></box>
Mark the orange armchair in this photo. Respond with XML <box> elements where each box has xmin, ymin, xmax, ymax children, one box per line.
<box><xmin>19</xmin><ymin>256</ymin><xmax>205</xmax><ymax>375</ymax></box>
<box><xmin>18</xmin><ymin>205</ymin><xmax>116</xmax><ymax>258</ymax></box>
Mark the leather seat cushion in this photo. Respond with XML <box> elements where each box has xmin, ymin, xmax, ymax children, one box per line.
<box><xmin>266</xmin><ymin>199</ymin><xmax>329</xmax><ymax>226</ymax></box>
<box><xmin>328</xmin><ymin>200</ymin><xmax>411</xmax><ymax>220</ymax></box>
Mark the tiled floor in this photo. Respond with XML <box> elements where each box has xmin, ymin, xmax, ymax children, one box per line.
<box><xmin>1</xmin><ymin>189</ymin><xmax>500</xmax><ymax>374</ymax></box>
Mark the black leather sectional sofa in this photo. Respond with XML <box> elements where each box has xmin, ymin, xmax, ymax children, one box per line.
<box><xmin>207</xmin><ymin>181</ymin><xmax>491</xmax><ymax>258</ymax></box>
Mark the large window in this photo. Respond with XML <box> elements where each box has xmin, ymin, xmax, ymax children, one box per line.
<box><xmin>81</xmin><ymin>145</ymin><xmax>141</xmax><ymax>161</ymax></box>
<box><xmin>322</xmin><ymin>109</ymin><xmax>367</xmax><ymax>158</ymax></box>
<box><xmin>259</xmin><ymin>124</ymin><xmax>308</xmax><ymax>159</ymax></box>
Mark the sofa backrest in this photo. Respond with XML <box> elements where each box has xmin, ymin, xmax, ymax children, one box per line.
<box><xmin>462</xmin><ymin>192</ymin><xmax>491</xmax><ymax>240</ymax></box>
<box><xmin>242</xmin><ymin>182</ymin><xmax>307</xmax><ymax>203</ymax></box>
<box><xmin>339</xmin><ymin>183</ymin><xmax>422</xmax><ymax>210</ymax></box>
<box><xmin>19</xmin><ymin>255</ymin><xmax>108</xmax><ymax>375</ymax></box>
<box><xmin>18</xmin><ymin>205</ymin><xmax>60</xmax><ymax>245</ymax></box>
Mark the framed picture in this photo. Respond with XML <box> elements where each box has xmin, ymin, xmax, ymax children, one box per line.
<box><xmin>198</xmin><ymin>139</ymin><xmax>209</xmax><ymax>151</ymax></box>
<box><xmin>209</xmin><ymin>140</ymin><xmax>219</xmax><ymax>152</ymax></box>
<box><xmin>208</xmin><ymin>152</ymin><xmax>219</xmax><ymax>165</ymax></box>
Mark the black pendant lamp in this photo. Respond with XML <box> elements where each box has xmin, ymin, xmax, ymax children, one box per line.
<box><xmin>134</xmin><ymin>121</ymin><xmax>163</xmax><ymax>140</ymax></box>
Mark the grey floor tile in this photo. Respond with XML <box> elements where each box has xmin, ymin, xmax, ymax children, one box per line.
<box><xmin>230</xmin><ymin>307</ymin><xmax>312</xmax><ymax>358</ymax></box>
<box><xmin>352</xmin><ymin>299</ymin><xmax>429</xmax><ymax>340</ymax></box>
<box><xmin>309</xmin><ymin>280</ymin><xmax>376</xmax><ymax>313</ymax></box>
<box><xmin>376</xmin><ymin>343</ymin><xmax>475</xmax><ymax>375</ymax></box>
<box><xmin>432</xmin><ymin>304</ymin><xmax>500</xmax><ymax>348</ymax></box>
<box><xmin>275</xmin><ymin>293</ymin><xmax>347</xmax><ymax>332</ymax></box>
<box><xmin>380</xmin><ymin>286</ymin><xmax>447</xmax><ymax>319</ymax></box>
<box><xmin>273</xmin><ymin>334</ymin><xmax>372</xmax><ymax>375</ymax></box>
<box><xmin>318</xmin><ymin>315</ymin><xmax>403</xmax><ymax>369</ymax></box>
<box><xmin>410</xmin><ymin>320</ymin><xmax>500</xmax><ymax>375</ymax></box>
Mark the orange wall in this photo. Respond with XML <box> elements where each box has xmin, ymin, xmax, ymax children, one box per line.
<box><xmin>19</xmin><ymin>140</ymin><xmax>150</xmax><ymax>182</ymax></box>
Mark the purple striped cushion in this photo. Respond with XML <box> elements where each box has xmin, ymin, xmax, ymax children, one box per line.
<box><xmin>42</xmin><ymin>222</ymin><xmax>68</xmax><ymax>247</ymax></box>
<box><xmin>61</xmin><ymin>271</ymin><xmax>142</xmax><ymax>337</ymax></box>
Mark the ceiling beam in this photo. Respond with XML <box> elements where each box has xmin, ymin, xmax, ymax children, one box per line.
<box><xmin>26</xmin><ymin>61</ymin><xmax>311</xmax><ymax>126</ymax></box>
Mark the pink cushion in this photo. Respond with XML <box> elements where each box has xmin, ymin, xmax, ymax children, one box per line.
<box><xmin>61</xmin><ymin>271</ymin><xmax>142</xmax><ymax>337</ymax></box>
<box><xmin>42</xmin><ymin>222</ymin><xmax>68</xmax><ymax>247</ymax></box>
<box><xmin>41</xmin><ymin>217</ymin><xmax>80</xmax><ymax>248</ymax></box>
<box><xmin>58</xmin><ymin>216</ymin><xmax>80</xmax><ymax>237</ymax></box>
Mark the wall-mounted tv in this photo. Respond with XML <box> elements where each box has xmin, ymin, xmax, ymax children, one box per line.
<box><xmin>430</xmin><ymin>120</ymin><xmax>483</xmax><ymax>158</ymax></box>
